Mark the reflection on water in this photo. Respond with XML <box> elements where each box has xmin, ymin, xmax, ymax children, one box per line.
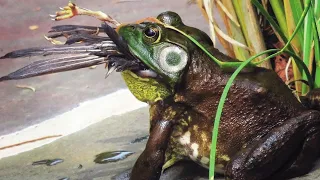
<box><xmin>58</xmin><ymin>177</ymin><xmax>70</xmax><ymax>180</ymax></box>
<box><xmin>94</xmin><ymin>151</ymin><xmax>134</xmax><ymax>164</ymax></box>
<box><xmin>130</xmin><ymin>135</ymin><xmax>149</xmax><ymax>144</ymax></box>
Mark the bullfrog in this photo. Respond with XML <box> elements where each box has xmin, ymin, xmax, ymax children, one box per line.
<box><xmin>116</xmin><ymin>12</ymin><xmax>320</xmax><ymax>180</ymax></box>
<box><xmin>1</xmin><ymin>8</ymin><xmax>320</xmax><ymax>180</ymax></box>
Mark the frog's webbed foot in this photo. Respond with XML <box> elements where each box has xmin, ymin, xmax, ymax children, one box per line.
<box><xmin>226</xmin><ymin>110</ymin><xmax>320</xmax><ymax>180</ymax></box>
<box><xmin>130</xmin><ymin>120</ymin><xmax>174</xmax><ymax>180</ymax></box>
<box><xmin>51</xmin><ymin>2</ymin><xmax>120</xmax><ymax>26</ymax></box>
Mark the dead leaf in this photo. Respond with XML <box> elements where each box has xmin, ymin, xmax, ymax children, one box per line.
<box><xmin>16</xmin><ymin>85</ymin><xmax>36</xmax><ymax>92</ymax></box>
<box><xmin>274</xmin><ymin>54</ymin><xmax>293</xmax><ymax>83</ymax></box>
<box><xmin>34</xmin><ymin>7</ymin><xmax>41</xmax><ymax>11</ymax></box>
<box><xmin>29</xmin><ymin>25</ymin><xmax>39</xmax><ymax>30</ymax></box>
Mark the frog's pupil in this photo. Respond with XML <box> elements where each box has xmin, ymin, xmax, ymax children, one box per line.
<box><xmin>145</xmin><ymin>28</ymin><xmax>156</xmax><ymax>37</ymax></box>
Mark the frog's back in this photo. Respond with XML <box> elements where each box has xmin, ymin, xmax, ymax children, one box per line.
<box><xmin>171</xmin><ymin>49</ymin><xmax>305</xmax><ymax>170</ymax></box>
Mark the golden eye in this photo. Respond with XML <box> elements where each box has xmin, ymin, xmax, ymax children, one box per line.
<box><xmin>144</xmin><ymin>27</ymin><xmax>159</xmax><ymax>38</ymax></box>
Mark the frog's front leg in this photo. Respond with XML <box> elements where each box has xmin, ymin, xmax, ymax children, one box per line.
<box><xmin>226</xmin><ymin>110</ymin><xmax>320</xmax><ymax>180</ymax></box>
<box><xmin>130</xmin><ymin>120</ymin><xmax>174</xmax><ymax>180</ymax></box>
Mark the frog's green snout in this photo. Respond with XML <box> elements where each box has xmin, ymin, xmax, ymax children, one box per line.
<box><xmin>101</xmin><ymin>22</ymin><xmax>158</xmax><ymax>78</ymax></box>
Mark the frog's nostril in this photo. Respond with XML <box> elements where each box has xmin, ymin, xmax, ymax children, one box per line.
<box><xmin>129</xmin><ymin>25</ymin><xmax>136</xmax><ymax>30</ymax></box>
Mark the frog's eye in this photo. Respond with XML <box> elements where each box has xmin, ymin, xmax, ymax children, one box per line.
<box><xmin>144</xmin><ymin>27</ymin><xmax>158</xmax><ymax>37</ymax></box>
<box><xmin>158</xmin><ymin>46</ymin><xmax>188</xmax><ymax>73</ymax></box>
<box><xmin>143</xmin><ymin>26</ymin><xmax>160</xmax><ymax>43</ymax></box>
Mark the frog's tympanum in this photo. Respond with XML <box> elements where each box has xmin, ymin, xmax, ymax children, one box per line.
<box><xmin>2</xmin><ymin>8</ymin><xmax>320</xmax><ymax>180</ymax></box>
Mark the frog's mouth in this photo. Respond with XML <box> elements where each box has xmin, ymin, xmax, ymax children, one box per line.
<box><xmin>101</xmin><ymin>22</ymin><xmax>159</xmax><ymax>79</ymax></box>
<box><xmin>0</xmin><ymin>23</ymin><xmax>157</xmax><ymax>81</ymax></box>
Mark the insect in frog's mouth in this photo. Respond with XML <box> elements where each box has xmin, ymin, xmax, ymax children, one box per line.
<box><xmin>0</xmin><ymin>23</ymin><xmax>159</xmax><ymax>81</ymax></box>
<box><xmin>101</xmin><ymin>22</ymin><xmax>159</xmax><ymax>79</ymax></box>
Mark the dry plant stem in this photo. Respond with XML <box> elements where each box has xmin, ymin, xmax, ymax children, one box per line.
<box><xmin>213</xmin><ymin>1</ymin><xmax>235</xmax><ymax>57</ymax></box>
<box><xmin>285</xmin><ymin>57</ymin><xmax>292</xmax><ymax>81</ymax></box>
<box><xmin>219</xmin><ymin>0</ymin><xmax>250</xmax><ymax>61</ymax></box>
<box><xmin>53</xmin><ymin>2</ymin><xmax>121</xmax><ymax>26</ymax></box>
<box><xmin>0</xmin><ymin>135</ymin><xmax>62</xmax><ymax>150</ymax></box>
<box><xmin>284</xmin><ymin>0</ymin><xmax>301</xmax><ymax>55</ymax></box>
<box><xmin>232</xmin><ymin>0</ymin><xmax>271</xmax><ymax>68</ymax></box>
<box><xmin>16</xmin><ymin>85</ymin><xmax>36</xmax><ymax>92</ymax></box>
<box><xmin>213</xmin><ymin>24</ymin><xmax>250</xmax><ymax>50</ymax></box>
<box><xmin>216</xmin><ymin>0</ymin><xmax>240</xmax><ymax>27</ymax></box>
<box><xmin>270</xmin><ymin>0</ymin><xmax>288</xmax><ymax>37</ymax></box>
<box><xmin>198</xmin><ymin>0</ymin><xmax>241</xmax><ymax>57</ymax></box>
<box><xmin>44</xmin><ymin>35</ymin><xmax>65</xmax><ymax>45</ymax></box>
<box><xmin>196</xmin><ymin>0</ymin><xmax>216</xmax><ymax>46</ymax></box>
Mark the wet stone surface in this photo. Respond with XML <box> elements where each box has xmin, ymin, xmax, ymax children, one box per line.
<box><xmin>0</xmin><ymin>108</ymin><xmax>149</xmax><ymax>180</ymax></box>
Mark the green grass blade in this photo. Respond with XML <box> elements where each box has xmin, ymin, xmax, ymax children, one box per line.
<box><xmin>251</xmin><ymin>0</ymin><xmax>294</xmax><ymax>52</ymax></box>
<box><xmin>208</xmin><ymin>47</ymin><xmax>314</xmax><ymax>180</ymax></box>
<box><xmin>281</xmin><ymin>0</ymin><xmax>311</xmax><ymax>52</ymax></box>
<box><xmin>301</xmin><ymin>2</ymin><xmax>314</xmax><ymax>95</ymax></box>
<box><xmin>314</xmin><ymin>15</ymin><xmax>320</xmax><ymax>88</ymax></box>
<box><xmin>221</xmin><ymin>0</ymin><xmax>251</xmax><ymax>61</ymax></box>
<box><xmin>208</xmin><ymin>48</ymin><xmax>280</xmax><ymax>180</ymax></box>
<box><xmin>209</xmin><ymin>1</ymin><xmax>314</xmax><ymax>175</ymax></box>
<box><xmin>315</xmin><ymin>0</ymin><xmax>320</xmax><ymax>18</ymax></box>
<box><xmin>255</xmin><ymin>0</ymin><xmax>312</xmax><ymax>93</ymax></box>
<box><xmin>231</xmin><ymin>0</ymin><xmax>271</xmax><ymax>68</ymax></box>
<box><xmin>279</xmin><ymin>0</ymin><xmax>312</xmax><ymax>93</ymax></box>
<box><xmin>270</xmin><ymin>0</ymin><xmax>288</xmax><ymax>37</ymax></box>
<box><xmin>289</xmin><ymin>0</ymin><xmax>304</xmax><ymax>47</ymax></box>
<box><xmin>255</xmin><ymin>49</ymin><xmax>314</xmax><ymax>88</ymax></box>
<box><xmin>283</xmin><ymin>50</ymin><xmax>314</xmax><ymax>89</ymax></box>
<box><xmin>164</xmin><ymin>24</ymin><xmax>255</xmax><ymax>69</ymax></box>
<box><xmin>315</xmin><ymin>0</ymin><xmax>320</xmax><ymax>42</ymax></box>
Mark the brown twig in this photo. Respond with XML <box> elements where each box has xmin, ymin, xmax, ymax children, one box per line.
<box><xmin>0</xmin><ymin>135</ymin><xmax>62</xmax><ymax>150</ymax></box>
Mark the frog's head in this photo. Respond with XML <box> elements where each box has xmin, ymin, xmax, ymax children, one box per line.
<box><xmin>118</xmin><ymin>23</ymin><xmax>189</xmax><ymax>85</ymax></box>
<box><xmin>114</xmin><ymin>12</ymin><xmax>213</xmax><ymax>103</ymax></box>
<box><xmin>118</xmin><ymin>11</ymin><xmax>210</xmax><ymax>88</ymax></box>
